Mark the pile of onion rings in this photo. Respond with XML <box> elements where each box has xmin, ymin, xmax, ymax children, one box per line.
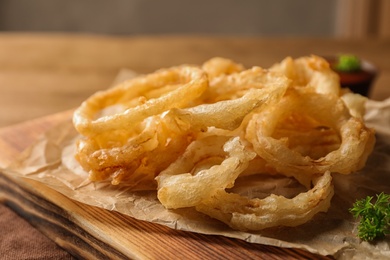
<box><xmin>73</xmin><ymin>56</ymin><xmax>375</xmax><ymax>231</ymax></box>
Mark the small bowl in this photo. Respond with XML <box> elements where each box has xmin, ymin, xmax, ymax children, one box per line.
<box><xmin>325</xmin><ymin>56</ymin><xmax>378</xmax><ymax>97</ymax></box>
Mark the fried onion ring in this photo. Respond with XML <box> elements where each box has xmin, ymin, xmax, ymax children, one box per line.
<box><xmin>201</xmin><ymin>67</ymin><xmax>290</xmax><ymax>103</ymax></box>
<box><xmin>270</xmin><ymin>55</ymin><xmax>340</xmax><ymax>95</ymax></box>
<box><xmin>76</xmin><ymin>114</ymin><xmax>195</xmax><ymax>187</ymax></box>
<box><xmin>171</xmin><ymin>85</ymin><xmax>288</xmax><ymax>132</ymax></box>
<box><xmin>245</xmin><ymin>88</ymin><xmax>376</xmax><ymax>176</ymax></box>
<box><xmin>156</xmin><ymin>136</ymin><xmax>256</xmax><ymax>209</ymax></box>
<box><xmin>195</xmin><ymin>171</ymin><xmax>334</xmax><ymax>231</ymax></box>
<box><xmin>73</xmin><ymin>66</ymin><xmax>208</xmax><ymax>136</ymax></box>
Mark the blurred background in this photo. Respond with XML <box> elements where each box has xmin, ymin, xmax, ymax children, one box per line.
<box><xmin>0</xmin><ymin>0</ymin><xmax>389</xmax><ymax>38</ymax></box>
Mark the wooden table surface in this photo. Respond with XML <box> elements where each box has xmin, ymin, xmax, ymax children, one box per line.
<box><xmin>0</xmin><ymin>33</ymin><xmax>389</xmax><ymax>259</ymax></box>
<box><xmin>1</xmin><ymin>33</ymin><xmax>389</xmax><ymax>128</ymax></box>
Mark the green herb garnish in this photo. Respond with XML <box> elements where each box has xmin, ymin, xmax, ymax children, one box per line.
<box><xmin>335</xmin><ymin>54</ymin><xmax>361</xmax><ymax>72</ymax></box>
<box><xmin>349</xmin><ymin>192</ymin><xmax>390</xmax><ymax>241</ymax></box>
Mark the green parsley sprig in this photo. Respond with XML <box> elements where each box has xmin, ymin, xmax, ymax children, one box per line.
<box><xmin>349</xmin><ymin>192</ymin><xmax>390</xmax><ymax>241</ymax></box>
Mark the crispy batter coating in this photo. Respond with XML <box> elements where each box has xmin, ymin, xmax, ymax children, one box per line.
<box><xmin>73</xmin><ymin>56</ymin><xmax>375</xmax><ymax>230</ymax></box>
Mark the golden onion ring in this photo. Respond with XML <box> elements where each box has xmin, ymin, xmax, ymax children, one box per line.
<box><xmin>270</xmin><ymin>55</ymin><xmax>340</xmax><ymax>95</ymax></box>
<box><xmin>76</xmin><ymin>112</ymin><xmax>195</xmax><ymax>187</ymax></box>
<box><xmin>73</xmin><ymin>66</ymin><xmax>208</xmax><ymax>136</ymax></box>
<box><xmin>170</xmin><ymin>85</ymin><xmax>288</xmax><ymax>132</ymax></box>
<box><xmin>156</xmin><ymin>136</ymin><xmax>256</xmax><ymax>209</ymax></box>
<box><xmin>201</xmin><ymin>67</ymin><xmax>290</xmax><ymax>103</ymax></box>
<box><xmin>195</xmin><ymin>171</ymin><xmax>334</xmax><ymax>231</ymax></box>
<box><xmin>245</xmin><ymin>88</ymin><xmax>376</xmax><ymax>176</ymax></box>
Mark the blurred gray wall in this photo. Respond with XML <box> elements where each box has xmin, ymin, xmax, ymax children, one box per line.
<box><xmin>0</xmin><ymin>0</ymin><xmax>338</xmax><ymax>36</ymax></box>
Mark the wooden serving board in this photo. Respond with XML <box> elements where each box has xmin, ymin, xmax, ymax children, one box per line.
<box><xmin>0</xmin><ymin>112</ymin><xmax>332</xmax><ymax>260</ymax></box>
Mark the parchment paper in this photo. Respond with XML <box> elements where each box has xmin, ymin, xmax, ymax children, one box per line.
<box><xmin>3</xmin><ymin>73</ymin><xmax>390</xmax><ymax>259</ymax></box>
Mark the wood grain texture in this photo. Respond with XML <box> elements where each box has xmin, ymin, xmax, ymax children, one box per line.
<box><xmin>0</xmin><ymin>112</ymin><xmax>333</xmax><ymax>259</ymax></box>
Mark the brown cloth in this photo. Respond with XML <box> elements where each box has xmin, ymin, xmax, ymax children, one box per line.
<box><xmin>0</xmin><ymin>204</ymin><xmax>74</xmax><ymax>260</ymax></box>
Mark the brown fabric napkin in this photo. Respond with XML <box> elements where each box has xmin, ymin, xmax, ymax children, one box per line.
<box><xmin>0</xmin><ymin>204</ymin><xmax>75</xmax><ymax>260</ymax></box>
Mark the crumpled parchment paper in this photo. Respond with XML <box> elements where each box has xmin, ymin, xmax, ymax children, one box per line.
<box><xmin>3</xmin><ymin>74</ymin><xmax>390</xmax><ymax>259</ymax></box>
